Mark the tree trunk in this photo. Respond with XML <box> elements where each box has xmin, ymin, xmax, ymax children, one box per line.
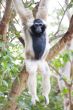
<box><xmin>0</xmin><ymin>0</ymin><xmax>12</xmax><ymax>50</ymax></box>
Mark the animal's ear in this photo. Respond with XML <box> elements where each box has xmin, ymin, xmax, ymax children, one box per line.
<box><xmin>36</xmin><ymin>0</ymin><xmax>49</xmax><ymax>21</ymax></box>
<box><xmin>42</xmin><ymin>24</ymin><xmax>46</xmax><ymax>31</ymax></box>
<box><xmin>13</xmin><ymin>0</ymin><xmax>34</xmax><ymax>24</ymax></box>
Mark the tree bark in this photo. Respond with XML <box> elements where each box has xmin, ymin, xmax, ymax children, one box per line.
<box><xmin>0</xmin><ymin>0</ymin><xmax>12</xmax><ymax>36</ymax></box>
<box><xmin>0</xmin><ymin>0</ymin><xmax>12</xmax><ymax>51</ymax></box>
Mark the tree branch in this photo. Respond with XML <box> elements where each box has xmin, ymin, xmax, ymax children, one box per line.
<box><xmin>0</xmin><ymin>0</ymin><xmax>12</xmax><ymax>35</ymax></box>
<box><xmin>46</xmin><ymin>15</ymin><xmax>73</xmax><ymax>61</ymax></box>
<box><xmin>54</xmin><ymin>1</ymin><xmax>69</xmax><ymax>36</ymax></box>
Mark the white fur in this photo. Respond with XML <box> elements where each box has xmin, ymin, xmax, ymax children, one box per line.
<box><xmin>38</xmin><ymin>61</ymin><xmax>51</xmax><ymax>104</ymax></box>
<box><xmin>25</xmin><ymin>60</ymin><xmax>51</xmax><ymax>105</ymax></box>
<box><xmin>25</xmin><ymin>60</ymin><xmax>38</xmax><ymax>104</ymax></box>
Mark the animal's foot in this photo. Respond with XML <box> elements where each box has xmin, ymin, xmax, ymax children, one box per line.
<box><xmin>42</xmin><ymin>93</ymin><xmax>49</xmax><ymax>105</ymax></box>
<box><xmin>31</xmin><ymin>96</ymin><xmax>39</xmax><ymax>105</ymax></box>
<box><xmin>45</xmin><ymin>96</ymin><xmax>49</xmax><ymax>105</ymax></box>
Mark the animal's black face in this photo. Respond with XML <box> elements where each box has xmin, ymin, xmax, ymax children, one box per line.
<box><xmin>30</xmin><ymin>19</ymin><xmax>46</xmax><ymax>36</ymax></box>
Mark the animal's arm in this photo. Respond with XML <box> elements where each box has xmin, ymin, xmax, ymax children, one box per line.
<box><xmin>36</xmin><ymin>0</ymin><xmax>50</xmax><ymax>20</ymax></box>
<box><xmin>13</xmin><ymin>0</ymin><xmax>33</xmax><ymax>23</ymax></box>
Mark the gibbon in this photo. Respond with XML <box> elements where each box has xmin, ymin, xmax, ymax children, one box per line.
<box><xmin>13</xmin><ymin>0</ymin><xmax>51</xmax><ymax>105</ymax></box>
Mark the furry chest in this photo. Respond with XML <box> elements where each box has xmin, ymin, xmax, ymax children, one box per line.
<box><xmin>32</xmin><ymin>35</ymin><xmax>46</xmax><ymax>59</ymax></box>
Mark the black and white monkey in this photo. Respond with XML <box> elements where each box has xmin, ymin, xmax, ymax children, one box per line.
<box><xmin>13</xmin><ymin>0</ymin><xmax>51</xmax><ymax>105</ymax></box>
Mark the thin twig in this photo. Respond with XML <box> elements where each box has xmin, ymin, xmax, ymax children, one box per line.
<box><xmin>54</xmin><ymin>3</ymin><xmax>70</xmax><ymax>36</ymax></box>
<box><xmin>49</xmin><ymin>33</ymin><xmax>65</xmax><ymax>43</ymax></box>
<box><xmin>10</xmin><ymin>37</ymin><xmax>16</xmax><ymax>42</ymax></box>
<box><xmin>48</xmin><ymin>63</ymin><xmax>69</xmax><ymax>87</ymax></box>
<box><xmin>0</xmin><ymin>0</ymin><xmax>5</xmax><ymax>9</ymax></box>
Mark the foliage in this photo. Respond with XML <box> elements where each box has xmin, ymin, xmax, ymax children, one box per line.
<box><xmin>0</xmin><ymin>35</ymin><xmax>24</xmax><ymax>108</ymax></box>
<box><xmin>52</xmin><ymin>50</ymin><xmax>73</xmax><ymax>69</ymax></box>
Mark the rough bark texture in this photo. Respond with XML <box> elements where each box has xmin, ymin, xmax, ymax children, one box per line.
<box><xmin>1</xmin><ymin>1</ymin><xmax>73</xmax><ymax>110</ymax></box>
<box><xmin>0</xmin><ymin>0</ymin><xmax>12</xmax><ymax>36</ymax></box>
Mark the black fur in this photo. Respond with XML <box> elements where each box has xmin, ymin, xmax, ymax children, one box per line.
<box><xmin>30</xmin><ymin>19</ymin><xmax>46</xmax><ymax>59</ymax></box>
<box><xmin>30</xmin><ymin>19</ymin><xmax>46</xmax><ymax>37</ymax></box>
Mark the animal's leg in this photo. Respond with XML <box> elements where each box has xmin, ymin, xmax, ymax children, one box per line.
<box><xmin>39</xmin><ymin>61</ymin><xmax>51</xmax><ymax>105</ymax></box>
<box><xmin>25</xmin><ymin>60</ymin><xmax>39</xmax><ymax>105</ymax></box>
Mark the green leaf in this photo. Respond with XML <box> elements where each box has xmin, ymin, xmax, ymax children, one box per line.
<box><xmin>62</xmin><ymin>88</ymin><xmax>69</xmax><ymax>95</ymax></box>
<box><xmin>2</xmin><ymin>80</ymin><xmax>8</xmax><ymax>88</ymax></box>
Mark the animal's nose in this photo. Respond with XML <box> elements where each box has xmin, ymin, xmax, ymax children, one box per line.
<box><xmin>35</xmin><ymin>27</ymin><xmax>42</xmax><ymax>33</ymax></box>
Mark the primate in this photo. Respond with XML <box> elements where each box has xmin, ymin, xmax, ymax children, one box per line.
<box><xmin>13</xmin><ymin>0</ymin><xmax>51</xmax><ymax>105</ymax></box>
